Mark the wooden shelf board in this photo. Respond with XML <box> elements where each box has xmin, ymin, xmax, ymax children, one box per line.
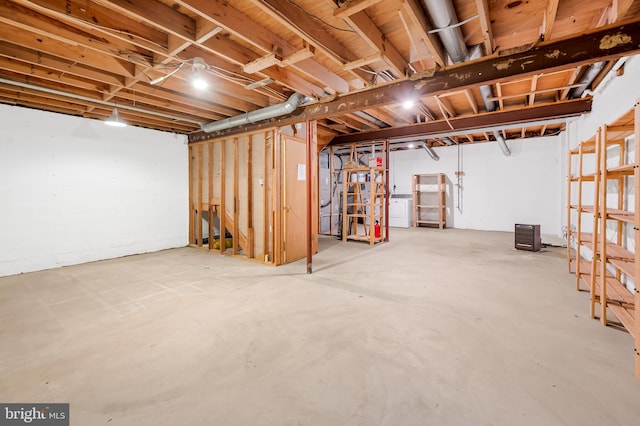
<box><xmin>609</xmin><ymin>305</ymin><xmax>636</xmax><ymax>334</ymax></box>
<box><xmin>571</xmin><ymin>259</ymin><xmax>612</xmax><ymax>277</ymax></box>
<box><xmin>594</xmin><ymin>276</ymin><xmax>636</xmax><ymax>307</ymax></box>
<box><xmin>346</xmin><ymin>235</ymin><xmax>382</xmax><ymax>243</ymax></box>
<box><xmin>606</xmin><ymin>209</ymin><xmax>635</xmax><ymax>223</ymax></box>
<box><xmin>584</xmin><ymin>241</ymin><xmax>634</xmax><ymax>261</ymax></box>
<box><xmin>606</xmin><ymin>163</ymin><xmax>636</xmax><ymax>176</ymax></box>
<box><xmin>570</xmin><ymin>231</ymin><xmax>593</xmax><ymax>242</ymax></box>
<box><xmin>610</xmin><ymin>258</ymin><xmax>636</xmax><ymax>281</ymax></box>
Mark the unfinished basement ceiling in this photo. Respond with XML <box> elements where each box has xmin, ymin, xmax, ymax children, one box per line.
<box><xmin>0</xmin><ymin>1</ymin><xmax>639</xmax><ymax>147</ymax></box>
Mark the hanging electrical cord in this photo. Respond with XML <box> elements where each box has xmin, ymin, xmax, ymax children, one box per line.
<box><xmin>127</xmin><ymin>54</ymin><xmax>286</xmax><ymax>100</ymax></box>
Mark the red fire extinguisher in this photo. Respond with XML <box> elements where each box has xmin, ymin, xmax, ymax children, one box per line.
<box><xmin>375</xmin><ymin>220</ymin><xmax>381</xmax><ymax>238</ymax></box>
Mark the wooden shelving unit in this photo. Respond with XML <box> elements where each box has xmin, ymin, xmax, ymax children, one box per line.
<box><xmin>568</xmin><ymin>100</ymin><xmax>640</xmax><ymax>380</ymax></box>
<box><xmin>341</xmin><ymin>141</ymin><xmax>387</xmax><ymax>245</ymax></box>
<box><xmin>412</xmin><ymin>173</ymin><xmax>446</xmax><ymax>229</ymax></box>
<box><xmin>567</xmin><ymin>137</ymin><xmax>599</xmax><ymax>291</ymax></box>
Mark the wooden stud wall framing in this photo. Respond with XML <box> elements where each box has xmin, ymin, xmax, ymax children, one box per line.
<box><xmin>188</xmin><ymin>123</ymin><xmax>318</xmax><ymax>265</ymax></box>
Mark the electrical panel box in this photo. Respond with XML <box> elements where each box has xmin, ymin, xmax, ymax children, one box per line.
<box><xmin>515</xmin><ymin>224</ymin><xmax>541</xmax><ymax>252</ymax></box>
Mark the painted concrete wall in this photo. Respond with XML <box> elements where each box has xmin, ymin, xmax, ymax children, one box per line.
<box><xmin>0</xmin><ymin>105</ymin><xmax>188</xmax><ymax>277</ymax></box>
<box><xmin>390</xmin><ymin>135</ymin><xmax>563</xmax><ymax>235</ymax></box>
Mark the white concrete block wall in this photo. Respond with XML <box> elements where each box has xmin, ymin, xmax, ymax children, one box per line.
<box><xmin>391</xmin><ymin>135</ymin><xmax>562</xmax><ymax>235</ymax></box>
<box><xmin>0</xmin><ymin>105</ymin><xmax>188</xmax><ymax>277</ymax></box>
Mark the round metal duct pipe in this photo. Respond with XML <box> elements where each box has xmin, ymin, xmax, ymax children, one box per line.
<box><xmin>201</xmin><ymin>93</ymin><xmax>305</xmax><ymax>133</ymax></box>
<box><xmin>493</xmin><ymin>131</ymin><xmax>511</xmax><ymax>157</ymax></box>
<box><xmin>421</xmin><ymin>0</ymin><xmax>468</xmax><ymax>63</ymax></box>
<box><xmin>422</xmin><ymin>143</ymin><xmax>440</xmax><ymax>161</ymax></box>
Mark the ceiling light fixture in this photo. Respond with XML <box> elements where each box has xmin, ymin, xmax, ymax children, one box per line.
<box><xmin>105</xmin><ymin>103</ymin><xmax>127</xmax><ymax>127</ymax></box>
<box><xmin>192</xmin><ymin>57</ymin><xmax>208</xmax><ymax>90</ymax></box>
<box><xmin>402</xmin><ymin>99</ymin><xmax>415</xmax><ymax>109</ymax></box>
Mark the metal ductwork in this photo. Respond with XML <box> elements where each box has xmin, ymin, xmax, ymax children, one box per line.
<box><xmin>422</xmin><ymin>142</ymin><xmax>440</xmax><ymax>161</ymax></box>
<box><xmin>442</xmin><ymin>137</ymin><xmax>456</xmax><ymax>145</ymax></box>
<box><xmin>201</xmin><ymin>92</ymin><xmax>305</xmax><ymax>133</ymax></box>
<box><xmin>422</xmin><ymin>4</ymin><xmax>497</xmax><ymax>114</ymax></box>
<box><xmin>422</xmin><ymin>0</ymin><xmax>468</xmax><ymax>63</ymax></box>
<box><xmin>493</xmin><ymin>131</ymin><xmax>511</xmax><ymax>156</ymax></box>
<box><xmin>469</xmin><ymin>45</ymin><xmax>497</xmax><ymax>112</ymax></box>
<box><xmin>568</xmin><ymin>62</ymin><xmax>607</xmax><ymax>99</ymax></box>
<box><xmin>0</xmin><ymin>77</ymin><xmax>204</xmax><ymax>125</ymax></box>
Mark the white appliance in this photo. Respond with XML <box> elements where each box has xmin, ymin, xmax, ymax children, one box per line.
<box><xmin>389</xmin><ymin>194</ymin><xmax>413</xmax><ymax>228</ymax></box>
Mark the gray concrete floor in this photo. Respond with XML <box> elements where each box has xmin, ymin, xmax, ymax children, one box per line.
<box><xmin>1</xmin><ymin>228</ymin><xmax>639</xmax><ymax>425</ymax></box>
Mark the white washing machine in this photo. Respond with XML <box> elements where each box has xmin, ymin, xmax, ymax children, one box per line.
<box><xmin>389</xmin><ymin>194</ymin><xmax>413</xmax><ymax>228</ymax></box>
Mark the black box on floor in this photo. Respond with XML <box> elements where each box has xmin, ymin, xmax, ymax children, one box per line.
<box><xmin>515</xmin><ymin>224</ymin><xmax>541</xmax><ymax>252</ymax></box>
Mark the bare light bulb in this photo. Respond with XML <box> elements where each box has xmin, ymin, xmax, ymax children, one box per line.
<box><xmin>402</xmin><ymin>99</ymin><xmax>415</xmax><ymax>109</ymax></box>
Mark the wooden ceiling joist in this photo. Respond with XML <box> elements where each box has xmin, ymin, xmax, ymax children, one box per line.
<box><xmin>328</xmin><ymin>98</ymin><xmax>592</xmax><ymax>144</ymax></box>
<box><xmin>189</xmin><ymin>19</ymin><xmax>640</xmax><ymax>142</ymax></box>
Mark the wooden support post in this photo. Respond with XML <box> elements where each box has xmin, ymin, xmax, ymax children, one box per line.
<box><xmin>589</xmin><ymin>128</ymin><xmax>601</xmax><ymax>319</ymax></box>
<box><xmin>264</xmin><ymin>131</ymin><xmax>270</xmax><ymax>263</ymax></box>
<box><xmin>197</xmin><ymin>144</ymin><xmax>203</xmax><ymax>247</ymax></box>
<box><xmin>233</xmin><ymin>138</ymin><xmax>239</xmax><ymax>256</ymax></box>
<box><xmin>306</xmin><ymin>120</ymin><xmax>313</xmax><ymax>274</ymax></box>
<box><xmin>576</xmin><ymin>143</ymin><xmax>585</xmax><ymax>290</ymax></box>
<box><xmin>329</xmin><ymin>145</ymin><xmax>334</xmax><ymax>236</ymax></box>
<box><xmin>273</xmin><ymin>130</ymin><xmax>282</xmax><ymax>266</ymax></box>
<box><xmin>220</xmin><ymin>140</ymin><xmax>226</xmax><ymax>254</ymax></box>
<box><xmin>384</xmin><ymin>139</ymin><xmax>389</xmax><ymax>242</ymax></box>
<box><xmin>248</xmin><ymin>135</ymin><xmax>254</xmax><ymax>259</ymax></box>
<box><xmin>208</xmin><ymin>142</ymin><xmax>214</xmax><ymax>250</ymax></box>
<box><xmin>188</xmin><ymin>145</ymin><xmax>194</xmax><ymax>245</ymax></box>
<box><xmin>634</xmin><ymin>99</ymin><xmax>640</xmax><ymax>381</ymax></box>
<box><xmin>599</xmin><ymin>125</ymin><xmax>608</xmax><ymax>326</ymax></box>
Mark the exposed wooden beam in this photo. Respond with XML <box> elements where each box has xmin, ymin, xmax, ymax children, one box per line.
<box><xmin>189</xmin><ymin>20</ymin><xmax>640</xmax><ymax>142</ymax></box>
<box><xmin>339</xmin><ymin>10</ymin><xmax>407</xmax><ymax>77</ymax></box>
<box><xmin>542</xmin><ymin>0</ymin><xmax>560</xmax><ymax>41</ymax></box>
<box><xmin>333</xmin><ymin>0</ymin><xmax>384</xmax><ymax>19</ymax></box>
<box><xmin>251</xmin><ymin>0</ymin><xmax>371</xmax><ymax>84</ymax></box>
<box><xmin>0</xmin><ymin>5</ymin><xmax>136</xmax><ymax>77</ymax></box>
<box><xmin>488</xmin><ymin>83</ymin><xmax>586</xmax><ymax>102</ymax></box>
<box><xmin>93</xmin><ymin>0</ymin><xmax>196</xmax><ymax>41</ymax></box>
<box><xmin>475</xmin><ymin>0</ymin><xmax>494</xmax><ymax>54</ymax></box>
<box><xmin>329</xmin><ymin>99</ymin><xmax>593</xmax><ymax>144</ymax></box>
<box><xmin>401</xmin><ymin>0</ymin><xmax>446</xmax><ymax>67</ymax></box>
<box><xmin>398</xmin><ymin>8</ymin><xmax>427</xmax><ymax>70</ymax></box>
<box><xmin>11</xmin><ymin>0</ymin><xmax>168</xmax><ymax>53</ymax></box>
<box><xmin>496</xmin><ymin>83</ymin><xmax>504</xmax><ymax>110</ymax></box>
<box><xmin>343</xmin><ymin>54</ymin><xmax>384</xmax><ymax>71</ymax></box>
<box><xmin>435</xmin><ymin>95</ymin><xmax>456</xmax><ymax>118</ymax></box>
<box><xmin>464</xmin><ymin>89</ymin><xmax>479</xmax><ymax>114</ymax></box>
<box><xmin>560</xmin><ymin>66</ymin><xmax>582</xmax><ymax>100</ymax></box>
<box><xmin>345</xmin><ymin>113</ymin><xmax>381</xmax><ymax>130</ymax></box>
<box><xmin>0</xmin><ymin>41</ymin><xmax>123</xmax><ymax>87</ymax></box>
<box><xmin>611</xmin><ymin>0</ymin><xmax>635</xmax><ymax>22</ymax></box>
<box><xmin>529</xmin><ymin>75</ymin><xmax>539</xmax><ymax>106</ymax></box>
<box><xmin>364</xmin><ymin>108</ymin><xmax>396</xmax><ymax>126</ymax></box>
<box><xmin>178</xmin><ymin>0</ymin><xmax>349</xmax><ymax>93</ymax></box>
